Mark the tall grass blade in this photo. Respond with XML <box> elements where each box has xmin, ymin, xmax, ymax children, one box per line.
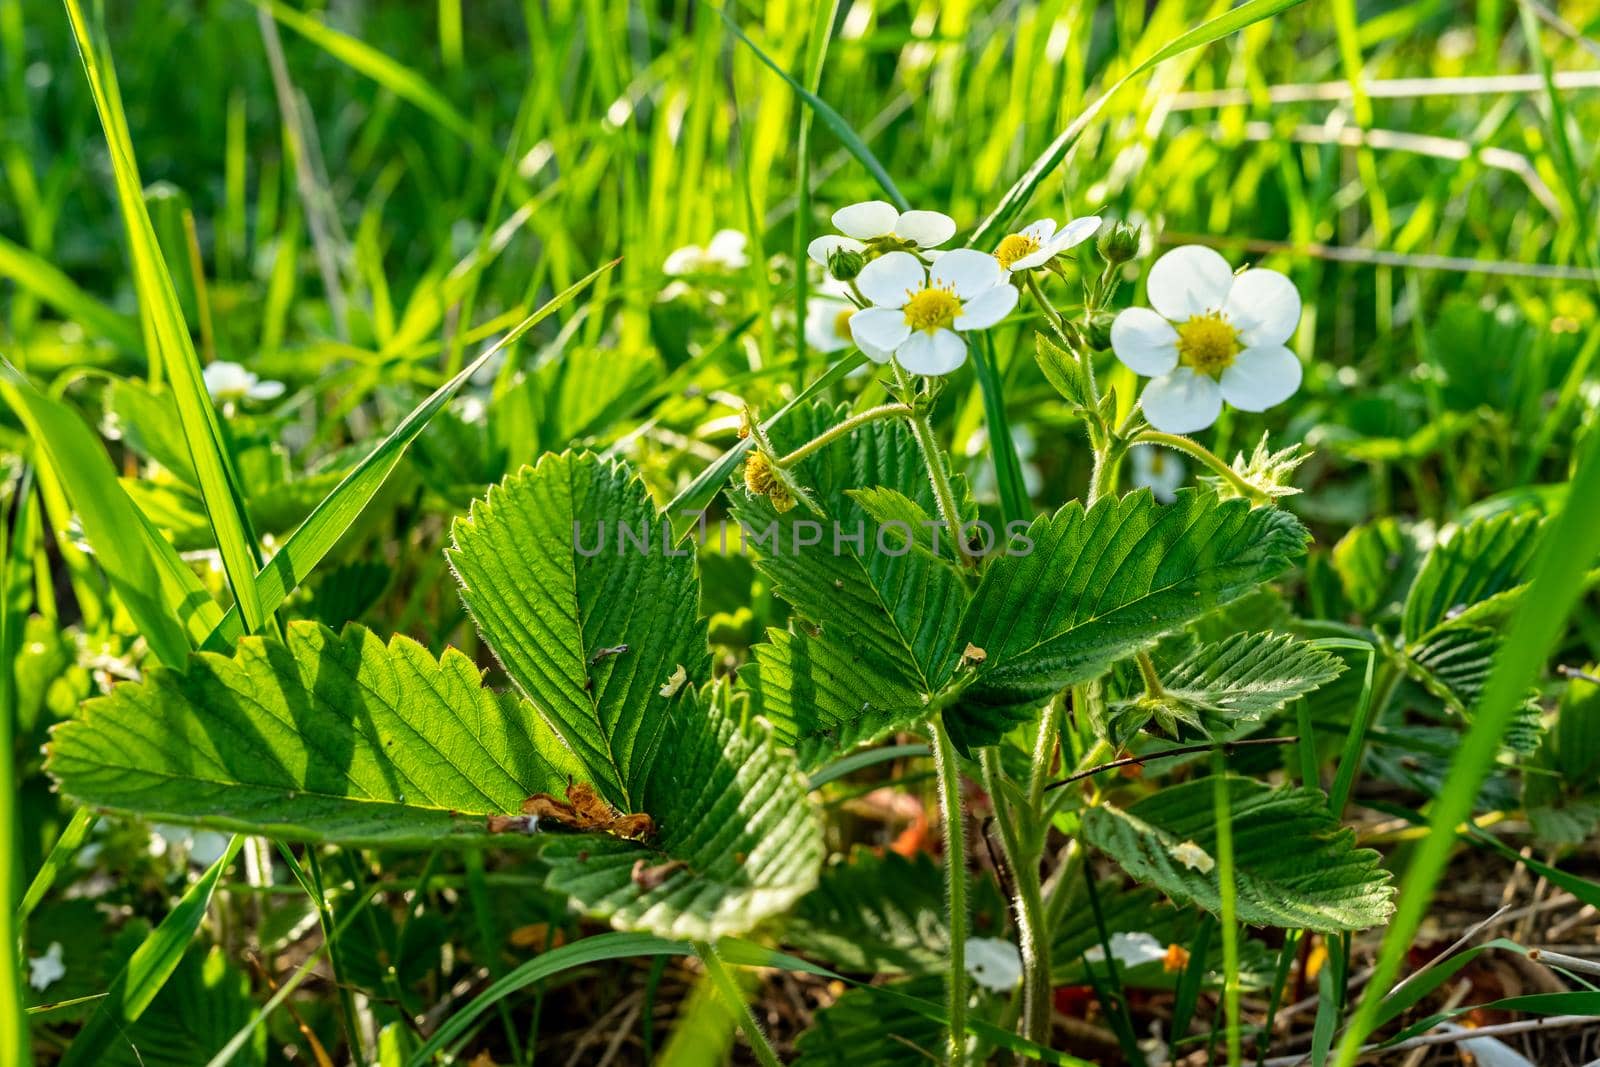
<box><xmin>202</xmin><ymin>261</ymin><xmax>616</xmax><ymax>650</ymax></box>
<box><xmin>970</xmin><ymin>0</ymin><xmax>1310</xmax><ymax>248</ymax></box>
<box><xmin>63</xmin><ymin>0</ymin><xmax>269</xmax><ymax>635</ymax></box>
<box><xmin>58</xmin><ymin>837</ymin><xmax>243</xmax><ymax>1067</ymax></box>
<box><xmin>1332</xmin><ymin>428</ymin><xmax>1600</xmax><ymax>1066</ymax></box>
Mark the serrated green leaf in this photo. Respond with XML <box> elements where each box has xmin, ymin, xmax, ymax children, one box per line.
<box><xmin>1402</xmin><ymin>512</ymin><xmax>1543</xmax><ymax>642</ymax></box>
<box><xmin>1330</xmin><ymin>518</ymin><xmax>1433</xmax><ymax>620</ymax></box>
<box><xmin>47</xmin><ymin>622</ymin><xmax>582</xmax><ymax>847</ymax></box>
<box><xmin>1524</xmin><ymin>671</ymin><xmax>1600</xmax><ymax>844</ymax></box>
<box><xmin>793</xmin><ymin>976</ymin><xmax>946</xmax><ymax>1067</ymax></box>
<box><xmin>783</xmin><ymin>848</ymin><xmax>951</xmax><ymax>975</ymax></box>
<box><xmin>1082</xmin><ymin>778</ymin><xmax>1394</xmax><ymax>933</ymax></box>
<box><xmin>1403</xmin><ymin>625</ymin><xmax>1543</xmax><ymax>754</ymax></box>
<box><xmin>1109</xmin><ymin>632</ymin><xmax>1346</xmax><ymax>745</ymax></box>
<box><xmin>736</xmin><ymin>406</ymin><xmax>971</xmax><ymax>768</ymax></box>
<box><xmin>539</xmin><ymin>702</ymin><xmax>823</xmax><ymax>940</ymax></box>
<box><xmin>448</xmin><ymin>451</ymin><xmax>710</xmax><ymax>810</ymax></box>
<box><xmin>1035</xmin><ymin>332</ymin><xmax>1094</xmax><ymax>411</ymax></box>
<box><xmin>955</xmin><ymin>489</ymin><xmax>1309</xmax><ymax>738</ymax></box>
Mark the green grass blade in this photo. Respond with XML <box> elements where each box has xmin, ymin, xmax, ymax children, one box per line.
<box><xmin>665</xmin><ymin>351</ymin><xmax>867</xmax><ymax>542</ymax></box>
<box><xmin>63</xmin><ymin>0</ymin><xmax>268</xmax><ymax>635</ymax></box>
<box><xmin>1332</xmin><ymin>428</ymin><xmax>1600</xmax><ymax>1066</ymax></box>
<box><xmin>18</xmin><ymin>808</ymin><xmax>95</xmax><ymax>922</ymax></box>
<box><xmin>407</xmin><ymin>933</ymin><xmax>693</xmax><ymax>1064</ymax></box>
<box><xmin>202</xmin><ymin>260</ymin><xmax>616</xmax><ymax>650</ymax></box>
<box><xmin>793</xmin><ymin>0</ymin><xmax>842</xmax><ymax>380</ymax></box>
<box><xmin>252</xmin><ymin>0</ymin><xmax>501</xmax><ymax>172</ymax></box>
<box><xmin>972</xmin><ymin>332</ymin><xmax>1030</xmax><ymax>523</ymax></box>
<box><xmin>58</xmin><ymin>837</ymin><xmax>243</xmax><ymax>1067</ymax></box>
<box><xmin>0</xmin><ymin>361</ymin><xmax>222</xmax><ymax>667</ymax></box>
<box><xmin>0</xmin><ymin>470</ymin><xmax>26</xmax><ymax>1067</ymax></box>
<box><xmin>0</xmin><ymin>234</ymin><xmax>140</xmax><ymax>352</ymax></box>
<box><xmin>711</xmin><ymin>4</ymin><xmax>907</xmax><ymax>211</ymax></box>
<box><xmin>970</xmin><ymin>0</ymin><xmax>1310</xmax><ymax>248</ymax></box>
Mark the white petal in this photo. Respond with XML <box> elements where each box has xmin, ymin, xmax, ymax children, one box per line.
<box><xmin>1219</xmin><ymin>344</ymin><xmax>1302</xmax><ymax>411</ymax></box>
<box><xmin>930</xmin><ymin>249</ymin><xmax>1003</xmax><ymax>298</ymax></box>
<box><xmin>1223</xmin><ymin>268</ymin><xmax>1301</xmax><ymax>347</ymax></box>
<box><xmin>897</xmin><ymin>328</ymin><xmax>968</xmax><ymax>375</ymax></box>
<box><xmin>895</xmin><ymin>209</ymin><xmax>956</xmax><ymax>248</ymax></box>
<box><xmin>807</xmin><ymin>234</ymin><xmax>866</xmax><ymax>267</ymax></box>
<box><xmin>707</xmin><ymin>229</ymin><xmax>749</xmax><ymax>268</ymax></box>
<box><xmin>1110</xmin><ymin>307</ymin><xmax>1180</xmax><ymax>376</ymax></box>
<box><xmin>805</xmin><ymin>299</ymin><xmax>853</xmax><ymax>353</ymax></box>
<box><xmin>856</xmin><ymin>251</ymin><xmax>924</xmax><ymax>307</ymax></box>
<box><xmin>1056</xmin><ymin>215</ymin><xmax>1102</xmax><ymax>249</ymax></box>
<box><xmin>964</xmin><ymin>937</ymin><xmax>1023</xmax><ymax>992</ymax></box>
<box><xmin>954</xmin><ymin>284</ymin><xmax>1018</xmax><ymax>330</ymax></box>
<box><xmin>662</xmin><ymin>245</ymin><xmax>702</xmax><ymax>275</ymax></box>
<box><xmin>1146</xmin><ymin>244</ymin><xmax>1235</xmax><ymax>321</ymax></box>
<box><xmin>832</xmin><ymin>200</ymin><xmax>899</xmax><ymax>239</ymax></box>
<box><xmin>1141</xmin><ymin>368</ymin><xmax>1223</xmax><ymax>434</ymax></box>
<box><xmin>1020</xmin><ymin>218</ymin><xmax>1057</xmax><ymax>242</ymax></box>
<box><xmin>1009</xmin><ymin>246</ymin><xmax>1056</xmax><ymax>272</ymax></box>
<box><xmin>203</xmin><ymin>361</ymin><xmax>253</xmax><ymax>398</ymax></box>
<box><xmin>248</xmin><ymin>380</ymin><xmax>286</xmax><ymax>401</ymax></box>
<box><xmin>850</xmin><ymin>307</ymin><xmax>910</xmax><ymax>354</ymax></box>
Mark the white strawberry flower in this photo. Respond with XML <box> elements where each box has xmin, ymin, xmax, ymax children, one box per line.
<box><xmin>1129</xmin><ymin>445</ymin><xmax>1185</xmax><ymax>503</ymax></box>
<box><xmin>848</xmin><ymin>249</ymin><xmax>1018</xmax><ymax>375</ymax></box>
<box><xmin>803</xmin><ymin>279</ymin><xmax>858</xmax><ymax>355</ymax></box>
<box><xmin>203</xmin><ymin>361</ymin><xmax>285</xmax><ymax>404</ymax></box>
<box><xmin>993</xmin><ymin>215</ymin><xmax>1101</xmax><ymax>273</ymax></box>
<box><xmin>1111</xmin><ymin>245</ymin><xmax>1303</xmax><ymax>434</ymax></box>
<box><xmin>663</xmin><ymin>229</ymin><xmax>749</xmax><ymax>275</ymax></box>
<box><xmin>806</xmin><ymin>200</ymin><xmax>956</xmax><ymax>268</ymax></box>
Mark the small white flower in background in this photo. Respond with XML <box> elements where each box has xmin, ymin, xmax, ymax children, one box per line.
<box><xmin>203</xmin><ymin>361</ymin><xmax>285</xmax><ymax>404</ymax></box>
<box><xmin>1169</xmin><ymin>839</ymin><xmax>1215</xmax><ymax>873</ymax></box>
<box><xmin>968</xmin><ymin>425</ymin><xmax>1043</xmax><ymax>501</ymax></box>
<box><xmin>662</xmin><ymin>229</ymin><xmax>749</xmax><ymax>276</ymax></box>
<box><xmin>1111</xmin><ymin>245</ymin><xmax>1302</xmax><ymax>434</ymax></box>
<box><xmin>1433</xmin><ymin>1024</ymin><xmax>1534</xmax><ymax>1067</ymax></box>
<box><xmin>993</xmin><ymin>216</ymin><xmax>1101</xmax><ymax>273</ymax></box>
<box><xmin>150</xmin><ymin>824</ymin><xmax>231</xmax><ymax>867</ymax></box>
<box><xmin>963</xmin><ymin>936</ymin><xmax>1023</xmax><ymax>991</ymax></box>
<box><xmin>28</xmin><ymin>942</ymin><xmax>65</xmax><ymax>992</ymax></box>
<box><xmin>1084</xmin><ymin>931</ymin><xmax>1166</xmax><ymax>970</ymax></box>
<box><xmin>807</xmin><ymin>200</ymin><xmax>956</xmax><ymax>269</ymax></box>
<box><xmin>803</xmin><ymin>278</ymin><xmax>859</xmax><ymax>355</ymax></box>
<box><xmin>849</xmin><ymin>249</ymin><xmax>1018</xmax><ymax>375</ymax></box>
<box><xmin>1129</xmin><ymin>445</ymin><xmax>1185</xmax><ymax>503</ymax></box>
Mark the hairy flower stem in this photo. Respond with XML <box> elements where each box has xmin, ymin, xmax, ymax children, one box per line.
<box><xmin>895</xmin><ymin>363</ymin><xmax>977</xmax><ymax>566</ymax></box>
<box><xmin>694</xmin><ymin>940</ymin><xmax>782</xmax><ymax>1067</ymax></box>
<box><xmin>980</xmin><ymin>748</ymin><xmax>1051</xmax><ymax>1052</ymax></box>
<box><xmin>1131</xmin><ymin>430</ymin><xmax>1269</xmax><ymax>504</ymax></box>
<box><xmin>929</xmin><ymin>718</ymin><xmax>970</xmax><ymax>1064</ymax></box>
<box><xmin>776</xmin><ymin>402</ymin><xmax>913</xmax><ymax>467</ymax></box>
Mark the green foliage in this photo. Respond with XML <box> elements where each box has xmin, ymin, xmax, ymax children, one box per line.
<box><xmin>1525</xmin><ymin>671</ymin><xmax>1600</xmax><ymax>844</ymax></box>
<box><xmin>1083</xmin><ymin>779</ymin><xmax>1395</xmax><ymax>932</ymax></box>
<box><xmin>793</xmin><ymin>976</ymin><xmax>946</xmax><ymax>1067</ymax></box>
<box><xmin>449</xmin><ymin>451</ymin><xmax>710</xmax><ymax>809</ymax></box>
<box><xmin>1108</xmin><ymin>631</ymin><xmax>1346</xmax><ymax>743</ymax></box>
<box><xmin>956</xmin><ymin>489</ymin><xmax>1309</xmax><ymax>743</ymax></box>
<box><xmin>783</xmin><ymin>849</ymin><xmax>952</xmax><ymax>975</ymax></box>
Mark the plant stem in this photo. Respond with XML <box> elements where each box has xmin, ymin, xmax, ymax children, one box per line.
<box><xmin>1136</xmin><ymin>650</ymin><xmax>1165</xmax><ymax>697</ymax></box>
<box><xmin>1024</xmin><ymin>271</ymin><xmax>1070</xmax><ymax>341</ymax></box>
<box><xmin>694</xmin><ymin>940</ymin><xmax>782</xmax><ymax>1067</ymax></box>
<box><xmin>896</xmin><ymin>364</ymin><xmax>976</xmax><ymax>565</ymax></box>
<box><xmin>979</xmin><ymin>749</ymin><xmax>1052</xmax><ymax>1051</ymax></box>
<box><xmin>1212</xmin><ymin>749</ymin><xmax>1242</xmax><ymax>1067</ymax></box>
<box><xmin>929</xmin><ymin>718</ymin><xmax>970</xmax><ymax>1064</ymax></box>
<box><xmin>1131</xmin><ymin>430</ymin><xmax>1268</xmax><ymax>503</ymax></box>
<box><xmin>776</xmin><ymin>402</ymin><xmax>912</xmax><ymax>467</ymax></box>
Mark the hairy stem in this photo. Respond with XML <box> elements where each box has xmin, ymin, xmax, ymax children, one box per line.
<box><xmin>694</xmin><ymin>940</ymin><xmax>782</xmax><ymax>1067</ymax></box>
<box><xmin>777</xmin><ymin>402</ymin><xmax>913</xmax><ymax>467</ymax></box>
<box><xmin>1131</xmin><ymin>430</ymin><xmax>1268</xmax><ymax>504</ymax></box>
<box><xmin>980</xmin><ymin>749</ymin><xmax>1051</xmax><ymax>1051</ymax></box>
<box><xmin>896</xmin><ymin>364</ymin><xmax>976</xmax><ymax>565</ymax></box>
<box><xmin>930</xmin><ymin>718</ymin><xmax>970</xmax><ymax>1063</ymax></box>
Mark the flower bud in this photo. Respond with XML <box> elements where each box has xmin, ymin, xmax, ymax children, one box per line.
<box><xmin>1084</xmin><ymin>309</ymin><xmax>1116</xmax><ymax>351</ymax></box>
<box><xmin>826</xmin><ymin>247</ymin><xmax>866</xmax><ymax>281</ymax></box>
<box><xmin>769</xmin><ymin>482</ymin><xmax>797</xmax><ymax>513</ymax></box>
<box><xmin>1097</xmin><ymin>221</ymin><xmax>1142</xmax><ymax>265</ymax></box>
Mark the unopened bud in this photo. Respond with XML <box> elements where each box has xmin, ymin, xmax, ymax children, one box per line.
<box><xmin>826</xmin><ymin>247</ymin><xmax>866</xmax><ymax>281</ymax></box>
<box><xmin>1084</xmin><ymin>309</ymin><xmax>1116</xmax><ymax>351</ymax></box>
<box><xmin>1097</xmin><ymin>221</ymin><xmax>1142</xmax><ymax>265</ymax></box>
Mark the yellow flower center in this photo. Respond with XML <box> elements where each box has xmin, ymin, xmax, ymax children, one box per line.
<box><xmin>995</xmin><ymin>233</ymin><xmax>1040</xmax><ymax>270</ymax></box>
<box><xmin>833</xmin><ymin>308</ymin><xmax>855</xmax><ymax>340</ymax></box>
<box><xmin>903</xmin><ymin>284</ymin><xmax>963</xmax><ymax>334</ymax></box>
<box><xmin>1175</xmin><ymin>311</ymin><xmax>1243</xmax><ymax>375</ymax></box>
